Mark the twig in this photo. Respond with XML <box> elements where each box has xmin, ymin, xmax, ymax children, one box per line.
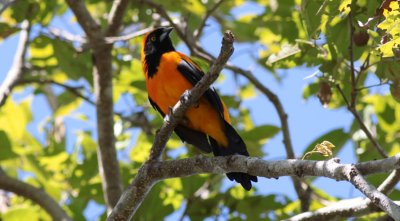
<box><xmin>17</xmin><ymin>77</ymin><xmax>153</xmax><ymax>133</ymax></box>
<box><xmin>107</xmin><ymin>31</ymin><xmax>235</xmax><ymax>221</ymax></box>
<box><xmin>378</xmin><ymin>169</ymin><xmax>400</xmax><ymax>194</ymax></box>
<box><xmin>336</xmin><ymin>85</ymin><xmax>388</xmax><ymax>158</ymax></box>
<box><xmin>48</xmin><ymin>27</ymin><xmax>86</xmax><ymax>43</ymax></box>
<box><xmin>105</xmin><ymin>27</ymin><xmax>154</xmax><ymax>43</ymax></box>
<box><xmin>348</xmin><ymin>11</ymin><xmax>357</xmax><ymax>108</ymax></box>
<box><xmin>195</xmin><ymin>0</ymin><xmax>225</xmax><ymax>40</ymax></box>
<box><xmin>356</xmin><ymin>80</ymin><xmax>390</xmax><ymax>91</ymax></box>
<box><xmin>0</xmin><ymin>168</ymin><xmax>72</xmax><ymax>221</ymax></box>
<box><xmin>0</xmin><ymin>19</ymin><xmax>30</xmax><ymax>107</ymax></box>
<box><xmin>17</xmin><ymin>78</ymin><xmax>95</xmax><ymax>105</ymax></box>
<box><xmin>143</xmin><ymin>0</ymin><xmax>193</xmax><ymax>47</ymax></box>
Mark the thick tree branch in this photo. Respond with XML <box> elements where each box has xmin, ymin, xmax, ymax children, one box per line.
<box><xmin>151</xmin><ymin>154</ymin><xmax>400</xmax><ymax>179</ymax></box>
<box><xmin>107</xmin><ymin>31</ymin><xmax>235</xmax><ymax>221</ymax></box>
<box><xmin>108</xmin><ymin>154</ymin><xmax>400</xmax><ymax>221</ymax></box>
<box><xmin>0</xmin><ymin>168</ymin><xmax>71</xmax><ymax>221</ymax></box>
<box><xmin>65</xmin><ymin>0</ymin><xmax>102</xmax><ymax>41</ymax></box>
<box><xmin>0</xmin><ymin>19</ymin><xmax>30</xmax><ymax>107</ymax></box>
<box><xmin>66</xmin><ymin>0</ymin><xmax>122</xmax><ymax>210</ymax></box>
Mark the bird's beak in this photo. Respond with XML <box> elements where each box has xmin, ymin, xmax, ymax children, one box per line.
<box><xmin>160</xmin><ymin>27</ymin><xmax>173</xmax><ymax>42</ymax></box>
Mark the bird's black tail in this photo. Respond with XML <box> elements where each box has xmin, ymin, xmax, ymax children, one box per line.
<box><xmin>210</xmin><ymin>121</ymin><xmax>258</xmax><ymax>190</ymax></box>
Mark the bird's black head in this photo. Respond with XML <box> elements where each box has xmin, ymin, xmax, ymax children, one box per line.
<box><xmin>143</xmin><ymin>27</ymin><xmax>175</xmax><ymax>57</ymax></box>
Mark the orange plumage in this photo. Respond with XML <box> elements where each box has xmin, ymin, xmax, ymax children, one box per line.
<box><xmin>141</xmin><ymin>27</ymin><xmax>257</xmax><ymax>190</ymax></box>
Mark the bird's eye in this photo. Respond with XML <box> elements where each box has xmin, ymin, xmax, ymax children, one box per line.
<box><xmin>150</xmin><ymin>36</ymin><xmax>156</xmax><ymax>42</ymax></box>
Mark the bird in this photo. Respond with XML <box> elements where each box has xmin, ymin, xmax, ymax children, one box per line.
<box><xmin>141</xmin><ymin>27</ymin><xmax>257</xmax><ymax>190</ymax></box>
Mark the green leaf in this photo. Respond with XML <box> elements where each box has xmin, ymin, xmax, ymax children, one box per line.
<box><xmin>0</xmin><ymin>98</ymin><xmax>32</xmax><ymax>140</ymax></box>
<box><xmin>301</xmin><ymin>0</ymin><xmax>325</xmax><ymax>39</ymax></box>
<box><xmin>0</xmin><ymin>130</ymin><xmax>17</xmax><ymax>161</ymax></box>
<box><xmin>2</xmin><ymin>206</ymin><xmax>40</xmax><ymax>221</ymax></box>
<box><xmin>52</xmin><ymin>39</ymin><xmax>92</xmax><ymax>82</ymax></box>
<box><xmin>339</xmin><ymin>0</ymin><xmax>351</xmax><ymax>16</ymax></box>
<box><xmin>0</xmin><ymin>22</ymin><xmax>19</xmax><ymax>39</ymax></box>
<box><xmin>130</xmin><ymin>132</ymin><xmax>153</xmax><ymax>163</ymax></box>
<box><xmin>240</xmin><ymin>125</ymin><xmax>280</xmax><ymax>156</ymax></box>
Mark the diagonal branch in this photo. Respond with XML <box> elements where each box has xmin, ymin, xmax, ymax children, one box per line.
<box><xmin>195</xmin><ymin>0</ymin><xmax>225</xmax><ymax>41</ymax></box>
<box><xmin>336</xmin><ymin>85</ymin><xmax>388</xmax><ymax>158</ymax></box>
<box><xmin>142</xmin><ymin>2</ymin><xmax>312</xmax><ymax>210</ymax></box>
<box><xmin>105</xmin><ymin>26</ymin><xmax>156</xmax><ymax>44</ymax></box>
<box><xmin>0</xmin><ymin>19</ymin><xmax>30</xmax><ymax>107</ymax></box>
<box><xmin>149</xmin><ymin>31</ymin><xmax>235</xmax><ymax>160</ymax></box>
<box><xmin>378</xmin><ymin>169</ymin><xmax>400</xmax><ymax>194</ymax></box>
<box><xmin>0</xmin><ymin>0</ymin><xmax>16</xmax><ymax>15</ymax></box>
<box><xmin>343</xmin><ymin>11</ymin><xmax>388</xmax><ymax>158</ymax></box>
<box><xmin>285</xmin><ymin>198</ymin><xmax>399</xmax><ymax>221</ymax></box>
<box><xmin>0</xmin><ymin>168</ymin><xmax>72</xmax><ymax>221</ymax></box>
<box><xmin>65</xmin><ymin>0</ymin><xmax>102</xmax><ymax>41</ymax></box>
<box><xmin>107</xmin><ymin>31</ymin><xmax>235</xmax><ymax>221</ymax></box>
<box><xmin>287</xmin><ymin>165</ymin><xmax>400</xmax><ymax>220</ymax></box>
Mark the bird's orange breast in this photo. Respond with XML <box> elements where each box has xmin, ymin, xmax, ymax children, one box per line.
<box><xmin>144</xmin><ymin>52</ymin><xmax>229</xmax><ymax>146</ymax></box>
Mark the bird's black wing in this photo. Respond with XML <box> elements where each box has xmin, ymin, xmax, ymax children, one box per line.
<box><xmin>148</xmin><ymin>95</ymin><xmax>212</xmax><ymax>153</ymax></box>
<box><xmin>177</xmin><ymin>58</ymin><xmax>225</xmax><ymax>119</ymax></box>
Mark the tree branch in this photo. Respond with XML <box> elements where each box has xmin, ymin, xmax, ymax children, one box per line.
<box><xmin>105</xmin><ymin>26</ymin><xmax>155</xmax><ymax>44</ymax></box>
<box><xmin>336</xmin><ymin>85</ymin><xmax>388</xmax><ymax>158</ymax></box>
<box><xmin>108</xmin><ymin>154</ymin><xmax>400</xmax><ymax>221</ymax></box>
<box><xmin>0</xmin><ymin>168</ymin><xmax>71</xmax><ymax>221</ymax></box>
<box><xmin>0</xmin><ymin>0</ymin><xmax>16</xmax><ymax>15</ymax></box>
<box><xmin>195</xmin><ymin>0</ymin><xmax>225</xmax><ymax>40</ymax></box>
<box><xmin>107</xmin><ymin>31</ymin><xmax>235</xmax><ymax>221</ymax></box>
<box><xmin>17</xmin><ymin>77</ymin><xmax>153</xmax><ymax>134</ymax></box>
<box><xmin>65</xmin><ymin>0</ymin><xmax>102</xmax><ymax>41</ymax></box>
<box><xmin>139</xmin><ymin>3</ymin><xmax>311</xmax><ymax>210</ymax></box>
<box><xmin>286</xmin><ymin>198</ymin><xmax>399</xmax><ymax>221</ymax></box>
<box><xmin>287</xmin><ymin>165</ymin><xmax>400</xmax><ymax>220</ymax></box>
<box><xmin>66</xmin><ymin>0</ymin><xmax>122</xmax><ymax>210</ymax></box>
<box><xmin>0</xmin><ymin>19</ymin><xmax>30</xmax><ymax>107</ymax></box>
<box><xmin>378</xmin><ymin>169</ymin><xmax>400</xmax><ymax>194</ymax></box>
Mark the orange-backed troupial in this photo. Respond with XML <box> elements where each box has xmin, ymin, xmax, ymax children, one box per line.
<box><xmin>141</xmin><ymin>27</ymin><xmax>257</xmax><ymax>190</ymax></box>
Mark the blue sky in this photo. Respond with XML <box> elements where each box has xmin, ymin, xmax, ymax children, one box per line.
<box><xmin>0</xmin><ymin>1</ymin><xmax>383</xmax><ymax>220</ymax></box>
